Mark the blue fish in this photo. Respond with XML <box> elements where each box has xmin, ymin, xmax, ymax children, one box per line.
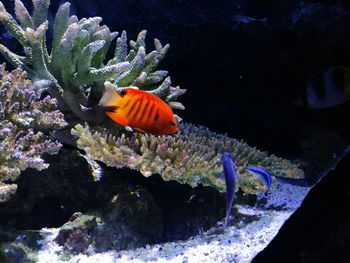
<box><xmin>246</xmin><ymin>166</ymin><xmax>272</xmax><ymax>196</ymax></box>
<box><xmin>221</xmin><ymin>152</ymin><xmax>237</xmax><ymax>228</ymax></box>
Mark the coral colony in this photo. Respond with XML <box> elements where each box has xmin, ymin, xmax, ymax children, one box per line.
<box><xmin>72</xmin><ymin>123</ymin><xmax>303</xmax><ymax>195</ymax></box>
<box><xmin>0</xmin><ymin>0</ymin><xmax>185</xmax><ymax>123</ymax></box>
<box><xmin>0</xmin><ymin>64</ymin><xmax>66</xmax><ymax>202</ymax></box>
<box><xmin>0</xmin><ymin>0</ymin><xmax>303</xmax><ymax>204</ymax></box>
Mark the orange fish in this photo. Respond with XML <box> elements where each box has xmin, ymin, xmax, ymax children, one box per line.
<box><xmin>99</xmin><ymin>84</ymin><xmax>179</xmax><ymax>135</ymax></box>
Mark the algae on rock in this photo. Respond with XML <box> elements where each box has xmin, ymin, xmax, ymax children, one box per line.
<box><xmin>72</xmin><ymin>123</ymin><xmax>304</xmax><ymax>195</ymax></box>
<box><xmin>0</xmin><ymin>64</ymin><xmax>66</xmax><ymax>202</ymax></box>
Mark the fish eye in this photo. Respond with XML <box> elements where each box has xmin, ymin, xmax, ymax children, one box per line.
<box><xmin>169</xmin><ymin>121</ymin><xmax>176</xmax><ymax>126</ymax></box>
<box><xmin>120</xmin><ymin>89</ymin><xmax>126</xmax><ymax>96</ymax></box>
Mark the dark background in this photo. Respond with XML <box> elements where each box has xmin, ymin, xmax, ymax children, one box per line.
<box><xmin>1</xmin><ymin>0</ymin><xmax>350</xmax><ymax>262</ymax></box>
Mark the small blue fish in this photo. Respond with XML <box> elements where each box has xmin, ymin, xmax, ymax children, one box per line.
<box><xmin>221</xmin><ymin>152</ymin><xmax>237</xmax><ymax>228</ymax></box>
<box><xmin>246</xmin><ymin>166</ymin><xmax>272</xmax><ymax>196</ymax></box>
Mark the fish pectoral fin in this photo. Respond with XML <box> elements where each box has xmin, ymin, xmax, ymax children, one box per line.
<box><xmin>105</xmin><ymin>111</ymin><xmax>129</xmax><ymax>126</ymax></box>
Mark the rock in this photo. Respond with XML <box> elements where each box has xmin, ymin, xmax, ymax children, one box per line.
<box><xmin>55</xmin><ymin>215</ymin><xmax>98</xmax><ymax>254</ymax></box>
<box><xmin>0</xmin><ymin>149</ymin><xmax>98</xmax><ymax>229</ymax></box>
<box><xmin>0</xmin><ymin>229</ymin><xmax>41</xmax><ymax>263</ymax></box>
<box><xmin>94</xmin><ymin>187</ymin><xmax>163</xmax><ymax>252</ymax></box>
<box><xmin>0</xmin><ymin>146</ymin><xmax>226</xmax><ymax>253</ymax></box>
<box><xmin>54</xmin><ymin>187</ymin><xmax>163</xmax><ymax>253</ymax></box>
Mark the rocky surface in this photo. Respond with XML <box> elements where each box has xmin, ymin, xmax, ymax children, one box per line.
<box><xmin>0</xmin><ymin>140</ymin><xmax>348</xmax><ymax>262</ymax></box>
<box><xmin>0</xmin><ymin>176</ymin><xmax>311</xmax><ymax>263</ymax></box>
<box><xmin>0</xmin><ymin>148</ymin><xmax>226</xmax><ymax>261</ymax></box>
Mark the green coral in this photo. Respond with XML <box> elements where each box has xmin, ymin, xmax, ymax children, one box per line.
<box><xmin>0</xmin><ymin>64</ymin><xmax>67</xmax><ymax>202</ymax></box>
<box><xmin>72</xmin><ymin>123</ymin><xmax>304</xmax><ymax>195</ymax></box>
<box><xmin>0</xmin><ymin>0</ymin><xmax>185</xmax><ymax>123</ymax></box>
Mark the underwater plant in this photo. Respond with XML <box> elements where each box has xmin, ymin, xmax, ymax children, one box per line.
<box><xmin>0</xmin><ymin>0</ymin><xmax>185</xmax><ymax>123</ymax></box>
<box><xmin>72</xmin><ymin>122</ymin><xmax>304</xmax><ymax>195</ymax></box>
<box><xmin>0</xmin><ymin>64</ymin><xmax>66</xmax><ymax>202</ymax></box>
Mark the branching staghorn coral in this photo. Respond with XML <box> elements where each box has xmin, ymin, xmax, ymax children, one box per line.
<box><xmin>0</xmin><ymin>0</ymin><xmax>185</xmax><ymax>123</ymax></box>
<box><xmin>72</xmin><ymin>123</ymin><xmax>304</xmax><ymax>195</ymax></box>
<box><xmin>0</xmin><ymin>64</ymin><xmax>66</xmax><ymax>202</ymax></box>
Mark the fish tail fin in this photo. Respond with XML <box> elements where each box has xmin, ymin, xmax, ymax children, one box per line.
<box><xmin>99</xmin><ymin>82</ymin><xmax>122</xmax><ymax>108</ymax></box>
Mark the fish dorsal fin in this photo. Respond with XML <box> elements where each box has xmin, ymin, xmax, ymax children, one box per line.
<box><xmin>99</xmin><ymin>82</ymin><xmax>123</xmax><ymax>107</ymax></box>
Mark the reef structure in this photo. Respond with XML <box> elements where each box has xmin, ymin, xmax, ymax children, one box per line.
<box><xmin>0</xmin><ymin>0</ymin><xmax>304</xmax><ymax>198</ymax></box>
<box><xmin>0</xmin><ymin>0</ymin><xmax>185</xmax><ymax>123</ymax></box>
<box><xmin>72</xmin><ymin>123</ymin><xmax>304</xmax><ymax>195</ymax></box>
<box><xmin>0</xmin><ymin>64</ymin><xmax>66</xmax><ymax>202</ymax></box>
